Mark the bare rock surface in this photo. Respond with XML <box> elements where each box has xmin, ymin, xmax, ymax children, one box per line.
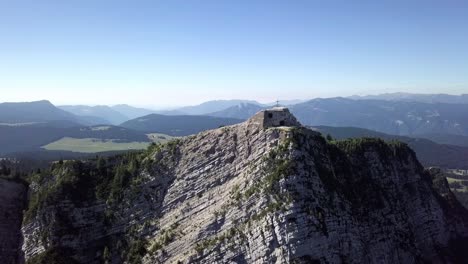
<box><xmin>14</xmin><ymin>109</ymin><xmax>468</xmax><ymax>263</ymax></box>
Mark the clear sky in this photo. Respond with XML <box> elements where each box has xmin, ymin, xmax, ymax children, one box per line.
<box><xmin>1</xmin><ymin>0</ymin><xmax>468</xmax><ymax>108</ymax></box>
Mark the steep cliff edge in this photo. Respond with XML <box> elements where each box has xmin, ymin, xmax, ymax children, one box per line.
<box><xmin>19</xmin><ymin>110</ymin><xmax>468</xmax><ymax>263</ymax></box>
<box><xmin>0</xmin><ymin>178</ymin><xmax>27</xmax><ymax>264</ymax></box>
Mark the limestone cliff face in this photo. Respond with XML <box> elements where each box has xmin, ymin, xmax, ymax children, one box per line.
<box><xmin>19</xmin><ymin>112</ymin><xmax>468</xmax><ymax>264</ymax></box>
<box><xmin>0</xmin><ymin>178</ymin><xmax>27</xmax><ymax>264</ymax></box>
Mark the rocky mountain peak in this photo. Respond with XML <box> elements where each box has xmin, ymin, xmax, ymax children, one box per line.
<box><xmin>9</xmin><ymin>117</ymin><xmax>468</xmax><ymax>263</ymax></box>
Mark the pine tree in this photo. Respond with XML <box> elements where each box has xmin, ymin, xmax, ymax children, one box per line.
<box><xmin>0</xmin><ymin>164</ymin><xmax>7</xmax><ymax>175</ymax></box>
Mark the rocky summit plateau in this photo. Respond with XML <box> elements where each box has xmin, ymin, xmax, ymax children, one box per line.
<box><xmin>1</xmin><ymin>108</ymin><xmax>468</xmax><ymax>264</ymax></box>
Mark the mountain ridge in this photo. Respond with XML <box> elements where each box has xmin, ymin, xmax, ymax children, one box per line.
<box><xmin>207</xmin><ymin>103</ymin><xmax>265</xmax><ymax>120</ymax></box>
<box><xmin>59</xmin><ymin>105</ymin><xmax>129</xmax><ymax>125</ymax></box>
<box><xmin>350</xmin><ymin>92</ymin><xmax>468</xmax><ymax>104</ymax></box>
<box><xmin>0</xmin><ymin>100</ymin><xmax>79</xmax><ymax>124</ymax></box>
<box><xmin>120</xmin><ymin>113</ymin><xmax>243</xmax><ymax>136</ymax></box>
<box><xmin>11</xmin><ymin>109</ymin><xmax>468</xmax><ymax>263</ymax></box>
<box><xmin>289</xmin><ymin>97</ymin><xmax>468</xmax><ymax>136</ymax></box>
<box><xmin>174</xmin><ymin>99</ymin><xmax>262</xmax><ymax>115</ymax></box>
<box><xmin>312</xmin><ymin>125</ymin><xmax>468</xmax><ymax>169</ymax></box>
<box><xmin>0</xmin><ymin>100</ymin><xmax>107</xmax><ymax>126</ymax></box>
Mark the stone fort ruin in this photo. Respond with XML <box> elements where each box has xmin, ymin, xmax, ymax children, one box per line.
<box><xmin>250</xmin><ymin>107</ymin><xmax>302</xmax><ymax>128</ymax></box>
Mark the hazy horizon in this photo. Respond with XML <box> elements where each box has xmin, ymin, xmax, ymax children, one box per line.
<box><xmin>1</xmin><ymin>91</ymin><xmax>468</xmax><ymax>110</ymax></box>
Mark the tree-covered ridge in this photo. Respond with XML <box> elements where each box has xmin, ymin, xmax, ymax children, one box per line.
<box><xmin>331</xmin><ymin>137</ymin><xmax>418</xmax><ymax>165</ymax></box>
<box><xmin>23</xmin><ymin>140</ymin><xmax>180</xmax><ymax>224</ymax></box>
<box><xmin>0</xmin><ymin>160</ymin><xmax>30</xmax><ymax>186</ymax></box>
<box><xmin>287</xmin><ymin>130</ymin><xmax>425</xmax><ymax>209</ymax></box>
<box><xmin>22</xmin><ymin>139</ymin><xmax>183</xmax><ymax>264</ymax></box>
<box><xmin>314</xmin><ymin>125</ymin><xmax>468</xmax><ymax>170</ymax></box>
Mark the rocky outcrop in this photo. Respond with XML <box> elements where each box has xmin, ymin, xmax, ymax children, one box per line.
<box><xmin>18</xmin><ymin>110</ymin><xmax>468</xmax><ymax>263</ymax></box>
<box><xmin>0</xmin><ymin>178</ymin><xmax>27</xmax><ymax>264</ymax></box>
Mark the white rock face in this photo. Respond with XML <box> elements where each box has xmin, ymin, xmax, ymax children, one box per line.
<box><xmin>19</xmin><ymin>112</ymin><xmax>468</xmax><ymax>264</ymax></box>
<box><xmin>0</xmin><ymin>179</ymin><xmax>26</xmax><ymax>264</ymax></box>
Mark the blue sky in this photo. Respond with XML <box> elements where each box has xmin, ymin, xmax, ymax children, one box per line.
<box><xmin>1</xmin><ymin>0</ymin><xmax>467</xmax><ymax>107</ymax></box>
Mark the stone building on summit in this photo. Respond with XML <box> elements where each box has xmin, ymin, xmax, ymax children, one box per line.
<box><xmin>250</xmin><ymin>107</ymin><xmax>302</xmax><ymax>128</ymax></box>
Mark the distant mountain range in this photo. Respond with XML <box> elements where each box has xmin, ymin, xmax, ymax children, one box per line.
<box><xmin>58</xmin><ymin>101</ymin><xmax>265</xmax><ymax>124</ymax></box>
<box><xmin>414</xmin><ymin>133</ymin><xmax>468</xmax><ymax>147</ymax></box>
<box><xmin>350</xmin><ymin>92</ymin><xmax>468</xmax><ymax>104</ymax></box>
<box><xmin>313</xmin><ymin>125</ymin><xmax>468</xmax><ymax>169</ymax></box>
<box><xmin>207</xmin><ymin>103</ymin><xmax>265</xmax><ymax>119</ymax></box>
<box><xmin>0</xmin><ymin>100</ymin><xmax>92</xmax><ymax>125</ymax></box>
<box><xmin>287</xmin><ymin>97</ymin><xmax>468</xmax><ymax>136</ymax></box>
<box><xmin>111</xmin><ymin>104</ymin><xmax>156</xmax><ymax>119</ymax></box>
<box><xmin>59</xmin><ymin>104</ymin><xmax>158</xmax><ymax>125</ymax></box>
<box><xmin>3</xmin><ymin>95</ymin><xmax>468</xmax><ymax>170</ymax></box>
<box><xmin>155</xmin><ymin>99</ymin><xmax>306</xmax><ymax>116</ymax></box>
<box><xmin>59</xmin><ymin>105</ymin><xmax>129</xmax><ymax>125</ymax></box>
<box><xmin>55</xmin><ymin>99</ymin><xmax>306</xmax><ymax>124</ymax></box>
<box><xmin>120</xmin><ymin>114</ymin><xmax>243</xmax><ymax>136</ymax></box>
<box><xmin>172</xmin><ymin>99</ymin><xmax>263</xmax><ymax>115</ymax></box>
<box><xmin>200</xmin><ymin>97</ymin><xmax>468</xmax><ymax>137</ymax></box>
